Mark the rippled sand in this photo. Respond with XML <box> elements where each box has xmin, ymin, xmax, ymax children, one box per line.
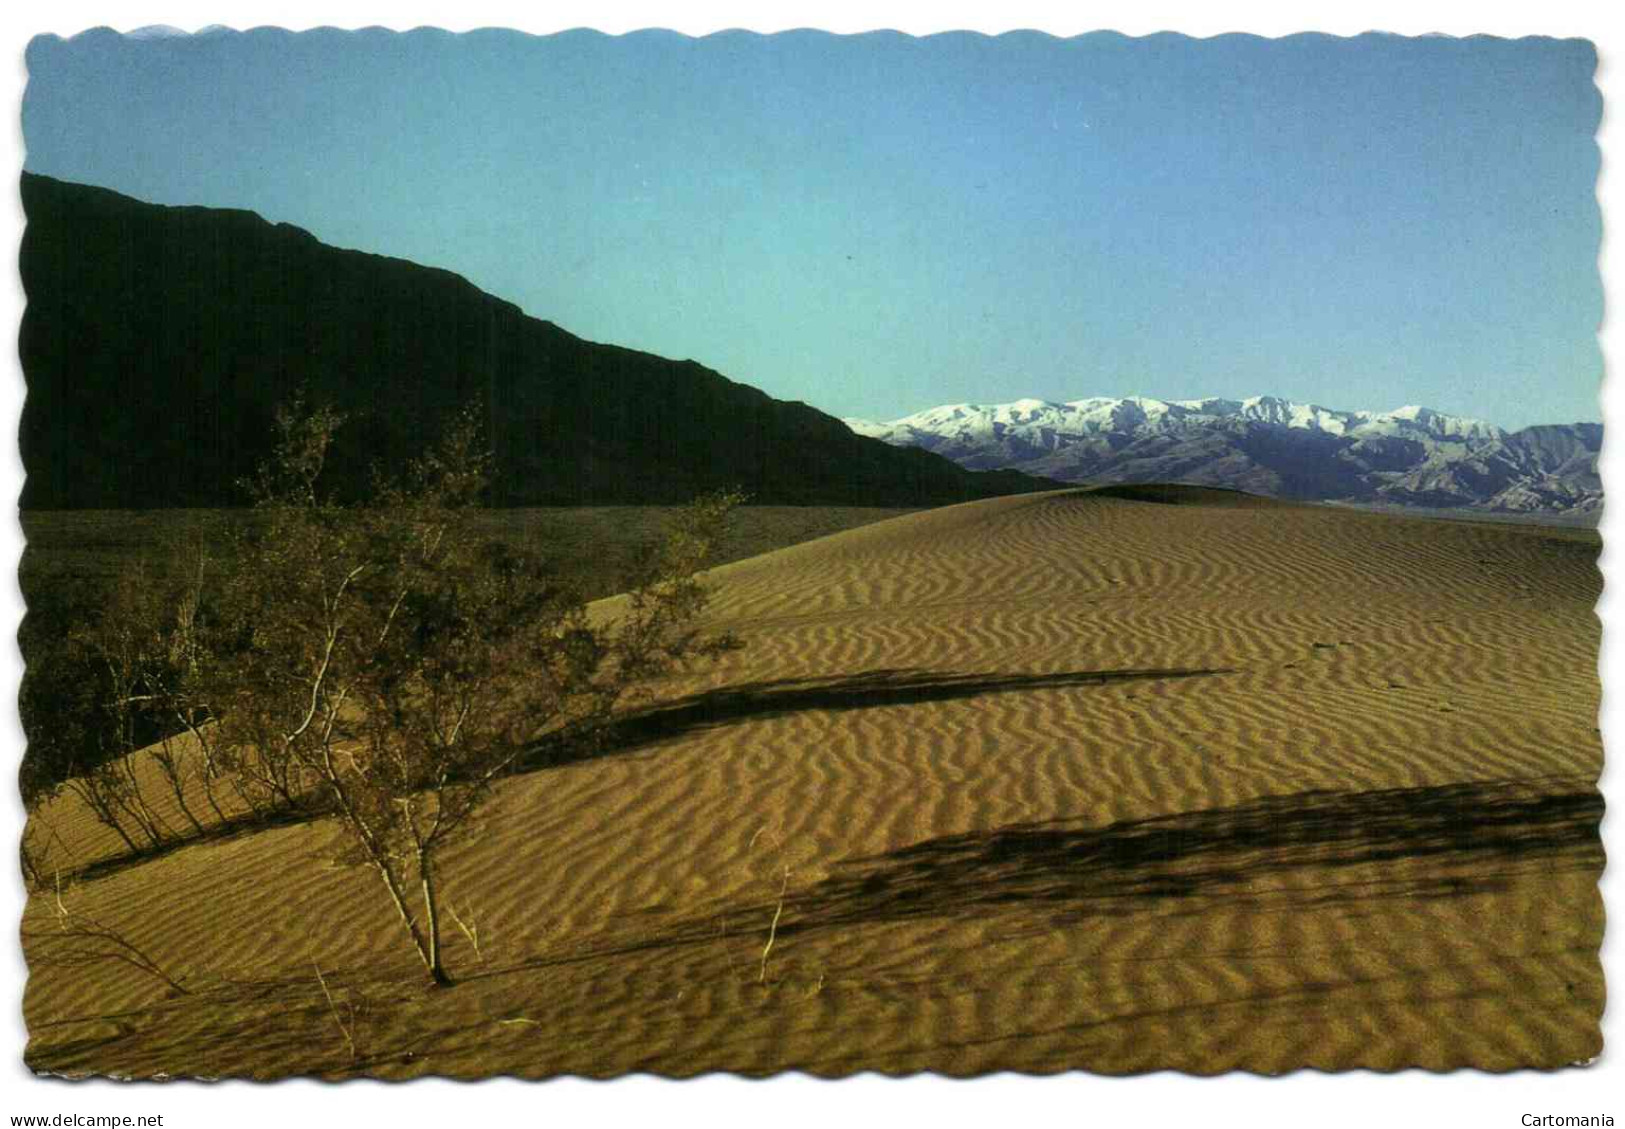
<box><xmin>23</xmin><ymin>487</ymin><xmax>1603</xmax><ymax>1077</ymax></box>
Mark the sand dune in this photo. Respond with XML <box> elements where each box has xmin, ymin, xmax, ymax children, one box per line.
<box><xmin>23</xmin><ymin>488</ymin><xmax>1603</xmax><ymax>1076</ymax></box>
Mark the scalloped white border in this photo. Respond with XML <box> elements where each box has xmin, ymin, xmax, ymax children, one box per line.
<box><xmin>1</xmin><ymin>3</ymin><xmax>1618</xmax><ymax>1126</ymax></box>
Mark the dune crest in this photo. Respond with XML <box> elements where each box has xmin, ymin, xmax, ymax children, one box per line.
<box><xmin>25</xmin><ymin>489</ymin><xmax>1603</xmax><ymax>1077</ymax></box>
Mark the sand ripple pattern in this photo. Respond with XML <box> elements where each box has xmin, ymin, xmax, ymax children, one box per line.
<box><xmin>25</xmin><ymin>488</ymin><xmax>1603</xmax><ymax>1077</ymax></box>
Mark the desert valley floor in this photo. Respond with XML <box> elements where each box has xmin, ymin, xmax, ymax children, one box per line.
<box><xmin>21</xmin><ymin>486</ymin><xmax>1604</xmax><ymax>1077</ymax></box>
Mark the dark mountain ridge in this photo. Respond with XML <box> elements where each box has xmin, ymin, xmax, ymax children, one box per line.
<box><xmin>19</xmin><ymin>173</ymin><xmax>1051</xmax><ymax>510</ymax></box>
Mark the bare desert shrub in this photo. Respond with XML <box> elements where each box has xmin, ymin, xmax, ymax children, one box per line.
<box><xmin>189</xmin><ymin>395</ymin><xmax>741</xmax><ymax>986</ymax></box>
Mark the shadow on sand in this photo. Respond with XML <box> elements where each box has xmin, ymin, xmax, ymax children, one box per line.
<box><xmin>29</xmin><ymin>776</ymin><xmax>1599</xmax><ymax>1077</ymax></box>
<box><xmin>527</xmin><ymin>665</ymin><xmax>1233</xmax><ymax>768</ymax></box>
<box><xmin>51</xmin><ymin>665</ymin><xmax>1231</xmax><ymax>884</ymax></box>
<box><xmin>490</xmin><ymin>776</ymin><xmax>1601</xmax><ymax>985</ymax></box>
<box><xmin>765</xmin><ymin>778</ymin><xmax>1603</xmax><ymax>933</ymax></box>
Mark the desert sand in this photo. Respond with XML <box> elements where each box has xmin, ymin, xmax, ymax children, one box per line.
<box><xmin>22</xmin><ymin>486</ymin><xmax>1604</xmax><ymax>1077</ymax></box>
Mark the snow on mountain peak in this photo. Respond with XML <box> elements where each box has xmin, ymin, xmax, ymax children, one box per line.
<box><xmin>1364</xmin><ymin>404</ymin><xmax>1500</xmax><ymax>441</ymax></box>
<box><xmin>840</xmin><ymin>392</ymin><xmax>1586</xmax><ymax>514</ymax></box>
<box><xmin>848</xmin><ymin>394</ymin><xmax>1502</xmax><ymax>445</ymax></box>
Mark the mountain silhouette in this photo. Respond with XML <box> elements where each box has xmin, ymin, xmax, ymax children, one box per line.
<box><xmin>19</xmin><ymin>174</ymin><xmax>1052</xmax><ymax>510</ymax></box>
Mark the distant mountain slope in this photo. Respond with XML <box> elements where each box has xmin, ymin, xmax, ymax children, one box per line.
<box><xmin>845</xmin><ymin>396</ymin><xmax>1600</xmax><ymax>515</ymax></box>
<box><xmin>19</xmin><ymin>174</ymin><xmax>1052</xmax><ymax>510</ymax></box>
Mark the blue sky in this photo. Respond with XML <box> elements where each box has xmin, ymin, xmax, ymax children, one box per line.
<box><xmin>23</xmin><ymin>28</ymin><xmax>1602</xmax><ymax>428</ymax></box>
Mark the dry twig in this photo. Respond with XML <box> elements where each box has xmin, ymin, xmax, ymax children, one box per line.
<box><xmin>312</xmin><ymin>962</ymin><xmax>358</xmax><ymax>1060</ymax></box>
<box><xmin>759</xmin><ymin>866</ymin><xmax>790</xmax><ymax>985</ymax></box>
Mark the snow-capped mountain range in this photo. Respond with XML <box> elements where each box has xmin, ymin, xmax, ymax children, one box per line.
<box><xmin>844</xmin><ymin>395</ymin><xmax>1601</xmax><ymax>515</ymax></box>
